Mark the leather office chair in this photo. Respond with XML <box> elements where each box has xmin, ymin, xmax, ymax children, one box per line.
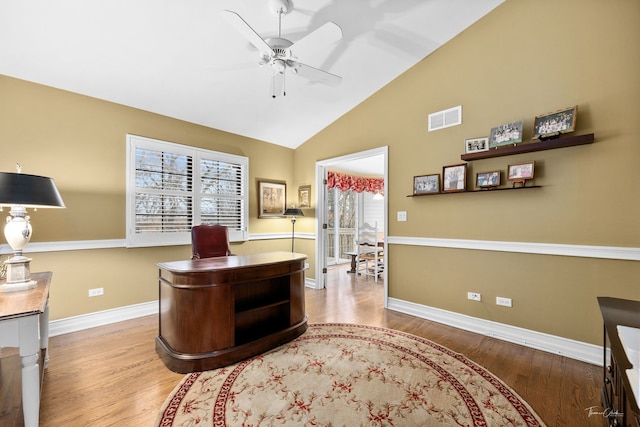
<box><xmin>191</xmin><ymin>224</ymin><xmax>233</xmax><ymax>260</ymax></box>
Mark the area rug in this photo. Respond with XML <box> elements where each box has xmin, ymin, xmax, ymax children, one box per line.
<box><xmin>155</xmin><ymin>323</ymin><xmax>546</xmax><ymax>427</ymax></box>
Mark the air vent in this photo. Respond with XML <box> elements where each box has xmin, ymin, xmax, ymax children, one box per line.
<box><xmin>428</xmin><ymin>105</ymin><xmax>462</xmax><ymax>132</ymax></box>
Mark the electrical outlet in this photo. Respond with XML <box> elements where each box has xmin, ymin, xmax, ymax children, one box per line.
<box><xmin>88</xmin><ymin>288</ymin><xmax>104</xmax><ymax>297</ymax></box>
<box><xmin>467</xmin><ymin>292</ymin><xmax>481</xmax><ymax>301</ymax></box>
<box><xmin>496</xmin><ymin>296</ymin><xmax>512</xmax><ymax>307</ymax></box>
<box><xmin>397</xmin><ymin>211</ymin><xmax>407</xmax><ymax>222</ymax></box>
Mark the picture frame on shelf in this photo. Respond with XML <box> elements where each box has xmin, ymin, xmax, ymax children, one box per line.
<box><xmin>476</xmin><ymin>170</ymin><xmax>501</xmax><ymax>188</ymax></box>
<box><xmin>258</xmin><ymin>179</ymin><xmax>286</xmax><ymax>218</ymax></box>
<box><xmin>507</xmin><ymin>161</ymin><xmax>535</xmax><ymax>187</ymax></box>
<box><xmin>489</xmin><ymin>120</ymin><xmax>523</xmax><ymax>148</ymax></box>
<box><xmin>413</xmin><ymin>174</ymin><xmax>440</xmax><ymax>195</ymax></box>
<box><xmin>442</xmin><ymin>163</ymin><xmax>467</xmax><ymax>193</ymax></box>
<box><xmin>533</xmin><ymin>105</ymin><xmax>577</xmax><ymax>140</ymax></box>
<box><xmin>298</xmin><ymin>185</ymin><xmax>311</xmax><ymax>208</ymax></box>
<box><xmin>465</xmin><ymin>137</ymin><xmax>489</xmax><ymax>154</ymax></box>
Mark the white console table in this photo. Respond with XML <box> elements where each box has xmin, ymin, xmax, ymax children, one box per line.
<box><xmin>0</xmin><ymin>271</ymin><xmax>51</xmax><ymax>427</ymax></box>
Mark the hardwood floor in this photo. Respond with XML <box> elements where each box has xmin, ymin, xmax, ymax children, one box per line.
<box><xmin>4</xmin><ymin>264</ymin><xmax>603</xmax><ymax>426</ymax></box>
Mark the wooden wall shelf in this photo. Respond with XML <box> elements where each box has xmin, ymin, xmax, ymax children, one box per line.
<box><xmin>460</xmin><ymin>133</ymin><xmax>594</xmax><ymax>161</ymax></box>
<box><xmin>407</xmin><ymin>186</ymin><xmax>540</xmax><ymax>197</ymax></box>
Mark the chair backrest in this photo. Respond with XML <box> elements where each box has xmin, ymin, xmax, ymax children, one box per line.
<box><xmin>191</xmin><ymin>224</ymin><xmax>232</xmax><ymax>259</ymax></box>
<box><xmin>357</xmin><ymin>222</ymin><xmax>379</xmax><ymax>249</ymax></box>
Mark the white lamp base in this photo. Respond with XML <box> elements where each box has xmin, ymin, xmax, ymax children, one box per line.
<box><xmin>1</xmin><ymin>255</ymin><xmax>36</xmax><ymax>292</ymax></box>
<box><xmin>0</xmin><ymin>279</ymin><xmax>38</xmax><ymax>292</ymax></box>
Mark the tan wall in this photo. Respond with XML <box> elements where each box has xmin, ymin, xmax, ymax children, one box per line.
<box><xmin>2</xmin><ymin>0</ymin><xmax>638</xmax><ymax>346</ymax></box>
<box><xmin>0</xmin><ymin>76</ymin><xmax>299</xmax><ymax>320</ymax></box>
<box><xmin>295</xmin><ymin>0</ymin><xmax>640</xmax><ymax>345</ymax></box>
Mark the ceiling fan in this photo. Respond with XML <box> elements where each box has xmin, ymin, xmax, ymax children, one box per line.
<box><xmin>222</xmin><ymin>0</ymin><xmax>343</xmax><ymax>98</ymax></box>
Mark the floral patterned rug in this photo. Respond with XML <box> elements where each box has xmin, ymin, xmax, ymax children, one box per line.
<box><xmin>154</xmin><ymin>323</ymin><xmax>546</xmax><ymax>426</ymax></box>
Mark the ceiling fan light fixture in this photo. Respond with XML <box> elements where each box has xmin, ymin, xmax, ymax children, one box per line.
<box><xmin>222</xmin><ymin>2</ymin><xmax>342</xmax><ymax>98</ymax></box>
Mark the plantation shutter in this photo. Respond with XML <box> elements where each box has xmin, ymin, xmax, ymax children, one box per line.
<box><xmin>126</xmin><ymin>134</ymin><xmax>248</xmax><ymax>247</ymax></box>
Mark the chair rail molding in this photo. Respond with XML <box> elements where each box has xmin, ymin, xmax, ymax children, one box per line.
<box><xmin>387</xmin><ymin>236</ymin><xmax>640</xmax><ymax>261</ymax></box>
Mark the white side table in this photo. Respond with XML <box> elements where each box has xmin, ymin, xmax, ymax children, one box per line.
<box><xmin>0</xmin><ymin>271</ymin><xmax>52</xmax><ymax>427</ymax></box>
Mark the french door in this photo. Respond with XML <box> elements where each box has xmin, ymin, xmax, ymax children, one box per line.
<box><xmin>326</xmin><ymin>188</ymin><xmax>357</xmax><ymax>265</ymax></box>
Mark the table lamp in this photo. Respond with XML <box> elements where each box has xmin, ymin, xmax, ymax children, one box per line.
<box><xmin>283</xmin><ymin>207</ymin><xmax>303</xmax><ymax>252</ymax></box>
<box><xmin>0</xmin><ymin>167</ymin><xmax>65</xmax><ymax>292</ymax></box>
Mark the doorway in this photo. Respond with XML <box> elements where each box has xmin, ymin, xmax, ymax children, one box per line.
<box><xmin>314</xmin><ymin>147</ymin><xmax>388</xmax><ymax>307</ymax></box>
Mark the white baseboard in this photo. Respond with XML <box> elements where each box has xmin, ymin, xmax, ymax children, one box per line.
<box><xmin>387</xmin><ymin>297</ymin><xmax>602</xmax><ymax>366</ymax></box>
<box><xmin>49</xmin><ymin>301</ymin><xmax>158</xmax><ymax>337</ymax></box>
<box><xmin>48</xmin><ymin>294</ymin><xmax>602</xmax><ymax>366</ymax></box>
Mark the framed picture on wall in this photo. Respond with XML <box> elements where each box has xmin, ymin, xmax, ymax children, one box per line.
<box><xmin>533</xmin><ymin>105</ymin><xmax>577</xmax><ymax>140</ymax></box>
<box><xmin>489</xmin><ymin>120</ymin><xmax>523</xmax><ymax>148</ymax></box>
<box><xmin>258</xmin><ymin>179</ymin><xmax>286</xmax><ymax>218</ymax></box>
<box><xmin>464</xmin><ymin>137</ymin><xmax>489</xmax><ymax>154</ymax></box>
<box><xmin>442</xmin><ymin>163</ymin><xmax>467</xmax><ymax>193</ymax></box>
<box><xmin>298</xmin><ymin>185</ymin><xmax>311</xmax><ymax>208</ymax></box>
<box><xmin>507</xmin><ymin>161</ymin><xmax>535</xmax><ymax>180</ymax></box>
<box><xmin>413</xmin><ymin>174</ymin><xmax>440</xmax><ymax>195</ymax></box>
<box><xmin>475</xmin><ymin>170</ymin><xmax>501</xmax><ymax>188</ymax></box>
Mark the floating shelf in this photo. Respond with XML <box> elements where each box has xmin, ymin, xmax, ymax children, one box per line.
<box><xmin>460</xmin><ymin>133</ymin><xmax>594</xmax><ymax>161</ymax></box>
<box><xmin>407</xmin><ymin>185</ymin><xmax>541</xmax><ymax>197</ymax></box>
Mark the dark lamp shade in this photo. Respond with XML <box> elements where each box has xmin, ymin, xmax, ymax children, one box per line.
<box><xmin>0</xmin><ymin>172</ymin><xmax>65</xmax><ymax>208</ymax></box>
<box><xmin>284</xmin><ymin>208</ymin><xmax>304</xmax><ymax>217</ymax></box>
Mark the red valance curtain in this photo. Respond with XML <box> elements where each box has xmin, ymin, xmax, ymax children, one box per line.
<box><xmin>327</xmin><ymin>171</ymin><xmax>384</xmax><ymax>195</ymax></box>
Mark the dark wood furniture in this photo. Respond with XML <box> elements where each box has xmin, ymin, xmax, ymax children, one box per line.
<box><xmin>460</xmin><ymin>133</ymin><xmax>594</xmax><ymax>161</ymax></box>
<box><xmin>0</xmin><ymin>271</ymin><xmax>52</xmax><ymax>427</ymax></box>
<box><xmin>598</xmin><ymin>297</ymin><xmax>640</xmax><ymax>427</ymax></box>
<box><xmin>156</xmin><ymin>251</ymin><xmax>307</xmax><ymax>373</ymax></box>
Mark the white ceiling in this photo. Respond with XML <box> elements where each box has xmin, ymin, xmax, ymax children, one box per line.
<box><xmin>0</xmin><ymin>0</ymin><xmax>503</xmax><ymax>150</ymax></box>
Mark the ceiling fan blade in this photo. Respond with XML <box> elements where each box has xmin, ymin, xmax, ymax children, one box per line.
<box><xmin>293</xmin><ymin>62</ymin><xmax>342</xmax><ymax>86</ymax></box>
<box><xmin>290</xmin><ymin>21</ymin><xmax>343</xmax><ymax>55</ymax></box>
<box><xmin>221</xmin><ymin>10</ymin><xmax>275</xmax><ymax>56</ymax></box>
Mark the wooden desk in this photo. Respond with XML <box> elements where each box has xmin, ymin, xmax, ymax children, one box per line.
<box><xmin>0</xmin><ymin>272</ymin><xmax>52</xmax><ymax>427</ymax></box>
<box><xmin>156</xmin><ymin>252</ymin><xmax>307</xmax><ymax>373</ymax></box>
<box><xmin>598</xmin><ymin>297</ymin><xmax>640</xmax><ymax>427</ymax></box>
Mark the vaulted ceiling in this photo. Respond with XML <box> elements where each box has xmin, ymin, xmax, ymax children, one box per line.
<box><xmin>0</xmin><ymin>0</ymin><xmax>503</xmax><ymax>149</ymax></box>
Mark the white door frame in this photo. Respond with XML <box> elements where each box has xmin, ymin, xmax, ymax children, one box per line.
<box><xmin>314</xmin><ymin>146</ymin><xmax>388</xmax><ymax>307</ymax></box>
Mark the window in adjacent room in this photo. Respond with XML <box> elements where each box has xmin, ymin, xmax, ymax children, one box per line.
<box><xmin>125</xmin><ymin>134</ymin><xmax>248</xmax><ymax>247</ymax></box>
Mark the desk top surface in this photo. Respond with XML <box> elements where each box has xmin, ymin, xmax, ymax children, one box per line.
<box><xmin>0</xmin><ymin>271</ymin><xmax>52</xmax><ymax>320</ymax></box>
<box><xmin>157</xmin><ymin>251</ymin><xmax>307</xmax><ymax>273</ymax></box>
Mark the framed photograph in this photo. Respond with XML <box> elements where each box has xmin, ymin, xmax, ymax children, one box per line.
<box><xmin>298</xmin><ymin>185</ymin><xmax>311</xmax><ymax>208</ymax></box>
<box><xmin>258</xmin><ymin>179</ymin><xmax>286</xmax><ymax>218</ymax></box>
<box><xmin>465</xmin><ymin>137</ymin><xmax>489</xmax><ymax>154</ymax></box>
<box><xmin>507</xmin><ymin>161</ymin><xmax>535</xmax><ymax>180</ymax></box>
<box><xmin>413</xmin><ymin>174</ymin><xmax>440</xmax><ymax>195</ymax></box>
<box><xmin>489</xmin><ymin>120</ymin><xmax>523</xmax><ymax>148</ymax></box>
<box><xmin>442</xmin><ymin>163</ymin><xmax>467</xmax><ymax>193</ymax></box>
<box><xmin>476</xmin><ymin>171</ymin><xmax>501</xmax><ymax>188</ymax></box>
<box><xmin>533</xmin><ymin>105</ymin><xmax>577</xmax><ymax>140</ymax></box>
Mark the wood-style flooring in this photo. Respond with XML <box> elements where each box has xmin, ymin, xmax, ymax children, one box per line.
<box><xmin>1</xmin><ymin>264</ymin><xmax>604</xmax><ymax>426</ymax></box>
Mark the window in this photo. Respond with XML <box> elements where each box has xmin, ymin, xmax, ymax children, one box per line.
<box><xmin>126</xmin><ymin>134</ymin><xmax>248</xmax><ymax>247</ymax></box>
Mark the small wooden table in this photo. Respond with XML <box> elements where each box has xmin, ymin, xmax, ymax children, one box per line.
<box><xmin>0</xmin><ymin>272</ymin><xmax>52</xmax><ymax>427</ymax></box>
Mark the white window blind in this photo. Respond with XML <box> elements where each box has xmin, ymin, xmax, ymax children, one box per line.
<box><xmin>126</xmin><ymin>134</ymin><xmax>248</xmax><ymax>247</ymax></box>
